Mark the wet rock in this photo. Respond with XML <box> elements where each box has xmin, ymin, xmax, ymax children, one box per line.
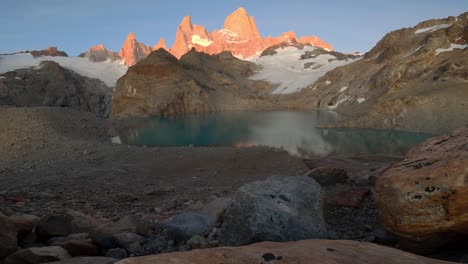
<box><xmin>375</xmin><ymin>127</ymin><xmax>468</xmax><ymax>250</ymax></box>
<box><xmin>8</xmin><ymin>214</ymin><xmax>40</xmax><ymax>240</ymax></box>
<box><xmin>187</xmin><ymin>235</ymin><xmax>207</xmax><ymax>250</ymax></box>
<box><xmin>0</xmin><ymin>215</ymin><xmax>18</xmax><ymax>259</ymax></box>
<box><xmin>164</xmin><ymin>213</ymin><xmax>216</xmax><ymax>242</ymax></box>
<box><xmin>219</xmin><ymin>176</ymin><xmax>327</xmax><ymax>246</ymax></box>
<box><xmin>115</xmin><ymin>239</ymin><xmax>450</xmax><ymax>264</ymax></box>
<box><xmin>3</xmin><ymin>246</ymin><xmax>71</xmax><ymax>264</ymax></box>
<box><xmin>105</xmin><ymin>248</ymin><xmax>127</xmax><ymax>260</ymax></box>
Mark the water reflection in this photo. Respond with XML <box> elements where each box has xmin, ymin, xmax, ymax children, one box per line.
<box><xmin>115</xmin><ymin>111</ymin><xmax>434</xmax><ymax>157</ymax></box>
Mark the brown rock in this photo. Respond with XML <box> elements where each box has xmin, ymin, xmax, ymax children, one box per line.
<box><xmin>44</xmin><ymin>257</ymin><xmax>118</xmax><ymax>264</ymax></box>
<box><xmin>114</xmin><ymin>239</ymin><xmax>452</xmax><ymax>264</ymax></box>
<box><xmin>8</xmin><ymin>214</ymin><xmax>40</xmax><ymax>240</ymax></box>
<box><xmin>0</xmin><ymin>215</ymin><xmax>18</xmax><ymax>259</ymax></box>
<box><xmin>30</xmin><ymin>47</ymin><xmax>68</xmax><ymax>58</ymax></box>
<box><xmin>51</xmin><ymin>238</ymin><xmax>99</xmax><ymax>257</ymax></box>
<box><xmin>327</xmin><ymin>186</ymin><xmax>370</xmax><ymax>208</ymax></box>
<box><xmin>375</xmin><ymin>127</ymin><xmax>468</xmax><ymax>248</ymax></box>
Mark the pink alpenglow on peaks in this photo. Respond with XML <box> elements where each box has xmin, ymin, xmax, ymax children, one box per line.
<box><xmin>119</xmin><ymin>32</ymin><xmax>153</xmax><ymax>66</ymax></box>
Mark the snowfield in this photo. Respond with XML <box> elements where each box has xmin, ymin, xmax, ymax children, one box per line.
<box><xmin>415</xmin><ymin>24</ymin><xmax>452</xmax><ymax>34</ymax></box>
<box><xmin>435</xmin><ymin>44</ymin><xmax>468</xmax><ymax>55</ymax></box>
<box><xmin>0</xmin><ymin>53</ymin><xmax>127</xmax><ymax>87</ymax></box>
<box><xmin>250</xmin><ymin>46</ymin><xmax>359</xmax><ymax>94</ymax></box>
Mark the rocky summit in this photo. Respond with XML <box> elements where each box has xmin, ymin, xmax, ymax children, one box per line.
<box><xmin>111</xmin><ymin>48</ymin><xmax>276</xmax><ymax>118</ymax></box>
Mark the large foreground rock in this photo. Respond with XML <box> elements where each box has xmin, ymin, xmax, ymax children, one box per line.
<box><xmin>375</xmin><ymin>127</ymin><xmax>468</xmax><ymax>247</ymax></box>
<box><xmin>36</xmin><ymin>210</ymin><xmax>100</xmax><ymax>240</ymax></box>
<box><xmin>115</xmin><ymin>239</ymin><xmax>453</xmax><ymax>264</ymax></box>
<box><xmin>46</xmin><ymin>257</ymin><xmax>118</xmax><ymax>264</ymax></box>
<box><xmin>219</xmin><ymin>176</ymin><xmax>327</xmax><ymax>246</ymax></box>
<box><xmin>0</xmin><ymin>215</ymin><xmax>18</xmax><ymax>259</ymax></box>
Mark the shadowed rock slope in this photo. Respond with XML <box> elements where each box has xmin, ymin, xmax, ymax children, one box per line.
<box><xmin>111</xmin><ymin>48</ymin><xmax>276</xmax><ymax>118</ymax></box>
<box><xmin>287</xmin><ymin>12</ymin><xmax>468</xmax><ymax>134</ymax></box>
<box><xmin>0</xmin><ymin>61</ymin><xmax>113</xmax><ymax>117</ymax></box>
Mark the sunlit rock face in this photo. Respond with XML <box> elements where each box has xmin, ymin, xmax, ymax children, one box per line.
<box><xmin>169</xmin><ymin>7</ymin><xmax>334</xmax><ymax>59</ymax></box>
<box><xmin>153</xmin><ymin>38</ymin><xmax>168</xmax><ymax>51</ymax></box>
<box><xmin>79</xmin><ymin>44</ymin><xmax>121</xmax><ymax>62</ymax></box>
<box><xmin>119</xmin><ymin>32</ymin><xmax>153</xmax><ymax>66</ymax></box>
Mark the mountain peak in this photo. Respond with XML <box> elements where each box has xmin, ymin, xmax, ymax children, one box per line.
<box><xmin>180</xmin><ymin>16</ymin><xmax>193</xmax><ymax>32</ymax></box>
<box><xmin>224</xmin><ymin>7</ymin><xmax>261</xmax><ymax>40</ymax></box>
<box><xmin>125</xmin><ymin>32</ymin><xmax>136</xmax><ymax>41</ymax></box>
<box><xmin>153</xmin><ymin>38</ymin><xmax>167</xmax><ymax>50</ymax></box>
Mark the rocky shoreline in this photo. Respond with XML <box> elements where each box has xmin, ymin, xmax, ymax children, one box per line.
<box><xmin>1</xmin><ymin>106</ymin><xmax>467</xmax><ymax>263</ymax></box>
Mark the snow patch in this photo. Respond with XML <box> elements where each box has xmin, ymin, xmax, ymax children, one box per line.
<box><xmin>0</xmin><ymin>54</ymin><xmax>127</xmax><ymax>87</ymax></box>
<box><xmin>0</xmin><ymin>76</ymin><xmax>5</xmax><ymax>79</ymax></box>
<box><xmin>15</xmin><ymin>77</ymin><xmax>21</xmax><ymax>80</ymax></box>
<box><xmin>325</xmin><ymin>80</ymin><xmax>332</xmax><ymax>86</ymax></box>
<box><xmin>339</xmin><ymin>86</ymin><xmax>348</xmax><ymax>92</ymax></box>
<box><xmin>357</xmin><ymin>97</ymin><xmax>366</xmax><ymax>104</ymax></box>
<box><xmin>435</xmin><ymin>44</ymin><xmax>468</xmax><ymax>55</ymax></box>
<box><xmin>415</xmin><ymin>24</ymin><xmax>452</xmax><ymax>34</ymax></box>
<box><xmin>403</xmin><ymin>45</ymin><xmax>424</xmax><ymax>58</ymax></box>
<box><xmin>191</xmin><ymin>35</ymin><xmax>213</xmax><ymax>47</ymax></box>
<box><xmin>328</xmin><ymin>96</ymin><xmax>350</xmax><ymax>110</ymax></box>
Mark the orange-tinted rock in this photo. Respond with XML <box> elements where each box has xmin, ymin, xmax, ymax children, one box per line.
<box><xmin>223</xmin><ymin>7</ymin><xmax>261</xmax><ymax>40</ymax></box>
<box><xmin>30</xmin><ymin>47</ymin><xmax>68</xmax><ymax>58</ymax></box>
<box><xmin>153</xmin><ymin>38</ymin><xmax>167</xmax><ymax>51</ymax></box>
<box><xmin>299</xmin><ymin>35</ymin><xmax>334</xmax><ymax>51</ymax></box>
<box><xmin>119</xmin><ymin>32</ymin><xmax>153</xmax><ymax>66</ymax></box>
<box><xmin>115</xmin><ymin>239</ymin><xmax>453</xmax><ymax>264</ymax></box>
<box><xmin>375</xmin><ymin>127</ymin><xmax>468</xmax><ymax>246</ymax></box>
<box><xmin>79</xmin><ymin>44</ymin><xmax>121</xmax><ymax>62</ymax></box>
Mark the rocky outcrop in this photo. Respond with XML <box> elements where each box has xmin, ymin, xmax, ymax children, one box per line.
<box><xmin>0</xmin><ymin>215</ymin><xmax>17</xmax><ymax>259</ymax></box>
<box><xmin>30</xmin><ymin>47</ymin><xmax>68</xmax><ymax>58</ymax></box>
<box><xmin>4</xmin><ymin>246</ymin><xmax>71</xmax><ymax>264</ymax></box>
<box><xmin>79</xmin><ymin>44</ymin><xmax>122</xmax><ymax>62</ymax></box>
<box><xmin>119</xmin><ymin>33</ymin><xmax>153</xmax><ymax>66</ymax></box>
<box><xmin>0</xmin><ymin>61</ymin><xmax>113</xmax><ymax>117</ymax></box>
<box><xmin>219</xmin><ymin>176</ymin><xmax>327</xmax><ymax>246</ymax></box>
<box><xmin>115</xmin><ymin>239</ymin><xmax>453</xmax><ymax>264</ymax></box>
<box><xmin>375</xmin><ymin>127</ymin><xmax>468</xmax><ymax>249</ymax></box>
<box><xmin>169</xmin><ymin>7</ymin><xmax>333</xmax><ymax>59</ymax></box>
<box><xmin>153</xmin><ymin>38</ymin><xmax>167</xmax><ymax>51</ymax></box>
<box><xmin>111</xmin><ymin>49</ymin><xmax>276</xmax><ymax>118</ymax></box>
<box><xmin>291</xmin><ymin>12</ymin><xmax>468</xmax><ymax>133</ymax></box>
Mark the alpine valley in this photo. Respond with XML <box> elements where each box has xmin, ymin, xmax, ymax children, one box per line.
<box><xmin>0</xmin><ymin>6</ymin><xmax>467</xmax><ymax>264</ymax></box>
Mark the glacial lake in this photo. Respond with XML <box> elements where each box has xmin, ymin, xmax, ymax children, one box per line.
<box><xmin>114</xmin><ymin>111</ymin><xmax>434</xmax><ymax>157</ymax></box>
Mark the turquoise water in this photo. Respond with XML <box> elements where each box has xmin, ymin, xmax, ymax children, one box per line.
<box><xmin>114</xmin><ymin>111</ymin><xmax>434</xmax><ymax>157</ymax></box>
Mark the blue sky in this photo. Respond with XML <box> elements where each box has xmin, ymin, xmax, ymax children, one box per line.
<box><xmin>1</xmin><ymin>0</ymin><xmax>466</xmax><ymax>55</ymax></box>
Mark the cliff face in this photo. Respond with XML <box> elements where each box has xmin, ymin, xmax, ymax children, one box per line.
<box><xmin>287</xmin><ymin>12</ymin><xmax>468</xmax><ymax>133</ymax></box>
<box><xmin>79</xmin><ymin>44</ymin><xmax>121</xmax><ymax>62</ymax></box>
<box><xmin>119</xmin><ymin>32</ymin><xmax>153</xmax><ymax>66</ymax></box>
<box><xmin>111</xmin><ymin>49</ymin><xmax>276</xmax><ymax>118</ymax></box>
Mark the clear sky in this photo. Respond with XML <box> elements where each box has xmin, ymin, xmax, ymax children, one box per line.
<box><xmin>1</xmin><ymin>0</ymin><xmax>466</xmax><ymax>56</ymax></box>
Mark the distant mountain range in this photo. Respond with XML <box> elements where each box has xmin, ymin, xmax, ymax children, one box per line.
<box><xmin>82</xmin><ymin>7</ymin><xmax>333</xmax><ymax>66</ymax></box>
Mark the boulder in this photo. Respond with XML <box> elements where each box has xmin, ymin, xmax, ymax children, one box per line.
<box><xmin>164</xmin><ymin>213</ymin><xmax>216</xmax><ymax>242</ymax></box>
<box><xmin>96</xmin><ymin>215</ymin><xmax>147</xmax><ymax>236</ymax></box>
<box><xmin>4</xmin><ymin>246</ymin><xmax>71</xmax><ymax>264</ymax></box>
<box><xmin>45</xmin><ymin>256</ymin><xmax>118</xmax><ymax>264</ymax></box>
<box><xmin>187</xmin><ymin>235</ymin><xmax>208</xmax><ymax>250</ymax></box>
<box><xmin>113</xmin><ymin>233</ymin><xmax>145</xmax><ymax>253</ymax></box>
<box><xmin>36</xmin><ymin>210</ymin><xmax>99</xmax><ymax>240</ymax></box>
<box><xmin>219</xmin><ymin>176</ymin><xmax>327</xmax><ymax>246</ymax></box>
<box><xmin>199</xmin><ymin>197</ymin><xmax>232</xmax><ymax>223</ymax></box>
<box><xmin>114</xmin><ymin>239</ymin><xmax>453</xmax><ymax>264</ymax></box>
<box><xmin>105</xmin><ymin>248</ymin><xmax>127</xmax><ymax>260</ymax></box>
<box><xmin>375</xmin><ymin>127</ymin><xmax>468</xmax><ymax>248</ymax></box>
<box><xmin>0</xmin><ymin>215</ymin><xmax>18</xmax><ymax>259</ymax></box>
<box><xmin>306</xmin><ymin>167</ymin><xmax>350</xmax><ymax>187</ymax></box>
<box><xmin>9</xmin><ymin>214</ymin><xmax>40</xmax><ymax>240</ymax></box>
<box><xmin>327</xmin><ymin>186</ymin><xmax>370</xmax><ymax>208</ymax></box>
<box><xmin>50</xmin><ymin>238</ymin><xmax>98</xmax><ymax>257</ymax></box>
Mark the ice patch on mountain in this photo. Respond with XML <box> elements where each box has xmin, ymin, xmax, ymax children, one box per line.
<box><xmin>415</xmin><ymin>24</ymin><xmax>451</xmax><ymax>34</ymax></box>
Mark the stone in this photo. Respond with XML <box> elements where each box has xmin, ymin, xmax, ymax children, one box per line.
<box><xmin>306</xmin><ymin>167</ymin><xmax>350</xmax><ymax>187</ymax></box>
<box><xmin>164</xmin><ymin>213</ymin><xmax>216</xmax><ymax>242</ymax></box>
<box><xmin>219</xmin><ymin>176</ymin><xmax>327</xmax><ymax>246</ymax></box>
<box><xmin>9</xmin><ymin>214</ymin><xmax>40</xmax><ymax>240</ymax></box>
<box><xmin>119</xmin><ymin>32</ymin><xmax>153</xmax><ymax>66</ymax></box>
<box><xmin>44</xmin><ymin>256</ymin><xmax>119</xmax><ymax>264</ymax></box>
<box><xmin>114</xmin><ymin>239</ymin><xmax>452</xmax><ymax>264</ymax></box>
<box><xmin>36</xmin><ymin>210</ymin><xmax>99</xmax><ymax>240</ymax></box>
<box><xmin>96</xmin><ymin>215</ymin><xmax>148</xmax><ymax>236</ymax></box>
<box><xmin>199</xmin><ymin>197</ymin><xmax>232</xmax><ymax>223</ymax></box>
<box><xmin>0</xmin><ymin>215</ymin><xmax>18</xmax><ymax>259</ymax></box>
<box><xmin>91</xmin><ymin>234</ymin><xmax>119</xmax><ymax>251</ymax></box>
<box><xmin>113</xmin><ymin>233</ymin><xmax>145</xmax><ymax>253</ymax></box>
<box><xmin>50</xmin><ymin>238</ymin><xmax>99</xmax><ymax>257</ymax></box>
<box><xmin>375</xmin><ymin>127</ymin><xmax>468</xmax><ymax>249</ymax></box>
<box><xmin>79</xmin><ymin>44</ymin><xmax>121</xmax><ymax>62</ymax></box>
<box><xmin>327</xmin><ymin>186</ymin><xmax>370</xmax><ymax>208</ymax></box>
<box><xmin>3</xmin><ymin>246</ymin><xmax>71</xmax><ymax>264</ymax></box>
<box><xmin>105</xmin><ymin>248</ymin><xmax>127</xmax><ymax>260</ymax></box>
<box><xmin>187</xmin><ymin>235</ymin><xmax>207</xmax><ymax>250</ymax></box>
